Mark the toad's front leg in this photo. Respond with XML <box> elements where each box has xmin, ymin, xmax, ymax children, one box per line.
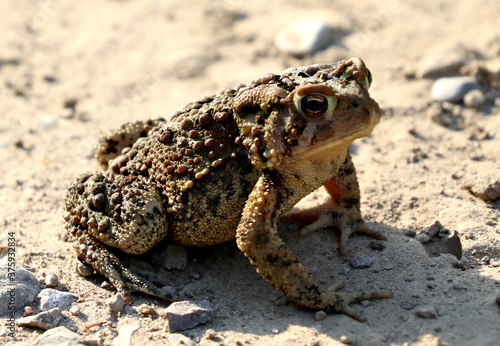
<box><xmin>236</xmin><ymin>173</ymin><xmax>392</xmax><ymax>322</ymax></box>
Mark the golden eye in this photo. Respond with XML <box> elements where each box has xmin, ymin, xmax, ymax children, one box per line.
<box><xmin>299</xmin><ymin>93</ymin><xmax>330</xmax><ymax>118</ymax></box>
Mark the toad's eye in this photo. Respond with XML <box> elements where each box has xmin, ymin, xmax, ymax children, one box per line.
<box><xmin>300</xmin><ymin>94</ymin><xmax>328</xmax><ymax>117</ymax></box>
<box><xmin>297</xmin><ymin>92</ymin><xmax>336</xmax><ymax>118</ymax></box>
<box><xmin>293</xmin><ymin>84</ymin><xmax>336</xmax><ymax>119</ymax></box>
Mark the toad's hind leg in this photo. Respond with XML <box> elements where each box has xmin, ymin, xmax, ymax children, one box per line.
<box><xmin>95</xmin><ymin>119</ymin><xmax>164</xmax><ymax>170</ymax></box>
<box><xmin>282</xmin><ymin>151</ymin><xmax>385</xmax><ymax>255</ymax></box>
<box><xmin>236</xmin><ymin>174</ymin><xmax>392</xmax><ymax>321</ymax></box>
<box><xmin>64</xmin><ymin>172</ymin><xmax>169</xmax><ymax>302</ymax></box>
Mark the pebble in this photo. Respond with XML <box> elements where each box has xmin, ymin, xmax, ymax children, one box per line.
<box><xmin>30</xmin><ymin>326</ymin><xmax>83</xmax><ymax>345</ymax></box>
<box><xmin>160</xmin><ymin>285</ymin><xmax>177</xmax><ymax>300</ymax></box>
<box><xmin>491</xmin><ymin>260</ymin><xmax>500</xmax><ymax>268</ymax></box>
<box><xmin>69</xmin><ymin>305</ymin><xmax>81</xmax><ymax>316</ymax></box>
<box><xmin>463</xmin><ymin>89</ymin><xmax>485</xmax><ymax>108</ymax></box>
<box><xmin>403</xmin><ymin>229</ymin><xmax>416</xmax><ymax>237</ymax></box>
<box><xmin>38</xmin><ymin>115</ymin><xmax>57</xmax><ymax>128</ymax></box>
<box><xmin>75</xmin><ymin>261</ymin><xmax>94</xmax><ymax>276</ymax></box>
<box><xmin>63</xmin><ymin>97</ymin><xmax>78</xmax><ymax>109</ymax></box>
<box><xmin>162</xmin><ymin>300</ymin><xmax>213</xmax><ymax>332</ymax></box>
<box><xmin>38</xmin><ymin>288</ymin><xmax>78</xmax><ymax>311</ymax></box>
<box><xmin>340</xmin><ymin>333</ymin><xmax>357</xmax><ymax>345</ymax></box>
<box><xmin>274</xmin><ymin>18</ymin><xmax>332</xmax><ymax>58</ymax></box>
<box><xmin>314</xmin><ymin>310</ymin><xmax>327</xmax><ymax>321</ymax></box>
<box><xmin>111</xmin><ymin>323</ymin><xmax>141</xmax><ymax>346</ymax></box>
<box><xmin>136</xmin><ymin>303</ymin><xmax>157</xmax><ymax>316</ymax></box>
<box><xmin>152</xmin><ymin>244</ymin><xmax>187</xmax><ymax>271</ymax></box>
<box><xmin>463</xmin><ymin>165</ymin><xmax>500</xmax><ymax>201</ymax></box>
<box><xmin>413</xmin><ymin>305</ymin><xmax>438</xmax><ymax>318</ymax></box>
<box><xmin>107</xmin><ymin>294</ymin><xmax>126</xmax><ymax>314</ymax></box>
<box><xmin>16</xmin><ymin>307</ymin><xmax>62</xmax><ymax>330</ymax></box>
<box><xmin>416</xmin><ymin>221</ymin><xmax>443</xmax><ymax>243</ymax></box>
<box><xmin>350</xmin><ymin>255</ymin><xmax>373</xmax><ymax>268</ymax></box>
<box><xmin>431</xmin><ymin>77</ymin><xmax>479</xmax><ymax>103</ymax></box>
<box><xmin>44</xmin><ymin>273</ymin><xmax>59</xmax><ymax>288</ymax></box>
<box><xmin>0</xmin><ymin>265</ymin><xmax>41</xmax><ymax>315</ymax></box>
<box><xmin>59</xmin><ymin>108</ymin><xmax>75</xmax><ymax>119</ymax></box>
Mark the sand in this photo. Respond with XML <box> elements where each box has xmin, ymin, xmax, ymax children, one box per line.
<box><xmin>0</xmin><ymin>1</ymin><xmax>499</xmax><ymax>345</ymax></box>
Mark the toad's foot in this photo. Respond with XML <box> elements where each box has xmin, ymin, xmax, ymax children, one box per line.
<box><xmin>282</xmin><ymin>151</ymin><xmax>385</xmax><ymax>255</ymax></box>
<box><xmin>237</xmin><ymin>173</ymin><xmax>392</xmax><ymax>321</ymax></box>
<box><xmin>64</xmin><ymin>172</ymin><xmax>170</xmax><ymax>303</ymax></box>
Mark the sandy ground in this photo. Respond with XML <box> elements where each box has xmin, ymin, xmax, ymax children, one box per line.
<box><xmin>1</xmin><ymin>0</ymin><xmax>500</xmax><ymax>345</ymax></box>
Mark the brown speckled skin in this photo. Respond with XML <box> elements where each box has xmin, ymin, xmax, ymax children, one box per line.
<box><xmin>64</xmin><ymin>57</ymin><xmax>392</xmax><ymax>321</ymax></box>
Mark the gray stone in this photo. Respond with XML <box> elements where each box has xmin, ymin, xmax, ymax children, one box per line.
<box><xmin>75</xmin><ymin>261</ymin><xmax>94</xmax><ymax>276</ymax></box>
<box><xmin>350</xmin><ymin>255</ymin><xmax>373</xmax><ymax>268</ymax></box>
<box><xmin>107</xmin><ymin>294</ymin><xmax>126</xmax><ymax>314</ymax></box>
<box><xmin>0</xmin><ymin>264</ymin><xmax>41</xmax><ymax>315</ymax></box>
<box><xmin>152</xmin><ymin>244</ymin><xmax>187</xmax><ymax>271</ymax></box>
<box><xmin>416</xmin><ymin>221</ymin><xmax>443</xmax><ymax>243</ymax></box>
<box><xmin>31</xmin><ymin>326</ymin><xmax>85</xmax><ymax>345</ymax></box>
<box><xmin>314</xmin><ymin>310</ymin><xmax>327</xmax><ymax>321</ymax></box>
<box><xmin>38</xmin><ymin>288</ymin><xmax>78</xmax><ymax>311</ymax></box>
<box><xmin>44</xmin><ymin>274</ymin><xmax>59</xmax><ymax>288</ymax></box>
<box><xmin>431</xmin><ymin>77</ymin><xmax>479</xmax><ymax>103</ymax></box>
<box><xmin>463</xmin><ymin>89</ymin><xmax>485</xmax><ymax>108</ymax></box>
<box><xmin>163</xmin><ymin>300</ymin><xmax>213</xmax><ymax>332</ymax></box>
<box><xmin>413</xmin><ymin>305</ymin><xmax>438</xmax><ymax>318</ymax></box>
<box><xmin>340</xmin><ymin>333</ymin><xmax>358</xmax><ymax>345</ymax></box>
<box><xmin>274</xmin><ymin>18</ymin><xmax>333</xmax><ymax>58</ymax></box>
<box><xmin>16</xmin><ymin>307</ymin><xmax>62</xmax><ymax>330</ymax></box>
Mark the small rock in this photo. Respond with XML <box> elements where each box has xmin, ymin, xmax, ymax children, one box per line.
<box><xmin>38</xmin><ymin>288</ymin><xmax>78</xmax><ymax>311</ymax></box>
<box><xmin>162</xmin><ymin>300</ymin><xmax>213</xmax><ymax>332</ymax></box>
<box><xmin>152</xmin><ymin>244</ymin><xmax>187</xmax><ymax>271</ymax></box>
<box><xmin>31</xmin><ymin>326</ymin><xmax>84</xmax><ymax>345</ymax></box>
<box><xmin>496</xmin><ymin>293</ymin><xmax>500</xmax><ymax>306</ymax></box>
<box><xmin>16</xmin><ymin>307</ymin><xmax>62</xmax><ymax>330</ymax></box>
<box><xmin>274</xmin><ymin>18</ymin><xmax>333</xmax><ymax>58</ymax></box>
<box><xmin>314</xmin><ymin>310</ymin><xmax>327</xmax><ymax>321</ymax></box>
<box><xmin>59</xmin><ymin>108</ymin><xmax>75</xmax><ymax>119</ymax></box>
<box><xmin>403</xmin><ymin>229</ymin><xmax>417</xmax><ymax>237</ymax></box>
<box><xmin>351</xmin><ymin>255</ymin><xmax>373</xmax><ymax>268</ymax></box>
<box><xmin>0</xmin><ymin>265</ymin><xmax>41</xmax><ymax>315</ymax></box>
<box><xmin>340</xmin><ymin>333</ymin><xmax>357</xmax><ymax>345</ymax></box>
<box><xmin>137</xmin><ymin>304</ymin><xmax>157</xmax><ymax>316</ymax></box>
<box><xmin>45</xmin><ymin>274</ymin><xmax>59</xmax><ymax>288</ymax></box>
<box><xmin>463</xmin><ymin>89</ymin><xmax>485</xmax><ymax>108</ymax></box>
<box><xmin>69</xmin><ymin>305</ymin><xmax>81</xmax><ymax>316</ymax></box>
<box><xmin>431</xmin><ymin>77</ymin><xmax>479</xmax><ymax>103</ymax></box>
<box><xmin>63</xmin><ymin>98</ymin><xmax>78</xmax><ymax>110</ymax></box>
<box><xmin>25</xmin><ymin>306</ymin><xmax>34</xmax><ymax>316</ymax></box>
<box><xmin>416</xmin><ymin>221</ymin><xmax>443</xmax><ymax>243</ymax></box>
<box><xmin>38</xmin><ymin>115</ymin><xmax>57</xmax><ymax>128</ymax></box>
<box><xmin>75</xmin><ymin>261</ymin><xmax>94</xmax><ymax>276</ymax></box>
<box><xmin>369</xmin><ymin>241</ymin><xmax>385</xmax><ymax>250</ymax></box>
<box><xmin>111</xmin><ymin>323</ymin><xmax>141</xmax><ymax>346</ymax></box>
<box><xmin>413</xmin><ymin>305</ymin><xmax>438</xmax><ymax>318</ymax></box>
<box><xmin>491</xmin><ymin>260</ymin><xmax>500</xmax><ymax>268</ymax></box>
<box><xmin>107</xmin><ymin>294</ymin><xmax>126</xmax><ymax>314</ymax></box>
<box><xmin>464</xmin><ymin>165</ymin><xmax>500</xmax><ymax>201</ymax></box>
<box><xmin>272</xmin><ymin>295</ymin><xmax>288</xmax><ymax>306</ymax></box>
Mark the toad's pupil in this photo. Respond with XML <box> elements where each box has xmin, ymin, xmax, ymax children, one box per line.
<box><xmin>301</xmin><ymin>95</ymin><xmax>328</xmax><ymax>117</ymax></box>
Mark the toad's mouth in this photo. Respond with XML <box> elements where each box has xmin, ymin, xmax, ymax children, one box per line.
<box><xmin>293</xmin><ymin>120</ymin><xmax>379</xmax><ymax>160</ymax></box>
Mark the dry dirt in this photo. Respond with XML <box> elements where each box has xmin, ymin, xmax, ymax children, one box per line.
<box><xmin>1</xmin><ymin>1</ymin><xmax>500</xmax><ymax>345</ymax></box>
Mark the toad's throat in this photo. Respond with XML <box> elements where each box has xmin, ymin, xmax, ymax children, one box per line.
<box><xmin>294</xmin><ymin>122</ymin><xmax>378</xmax><ymax>160</ymax></box>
